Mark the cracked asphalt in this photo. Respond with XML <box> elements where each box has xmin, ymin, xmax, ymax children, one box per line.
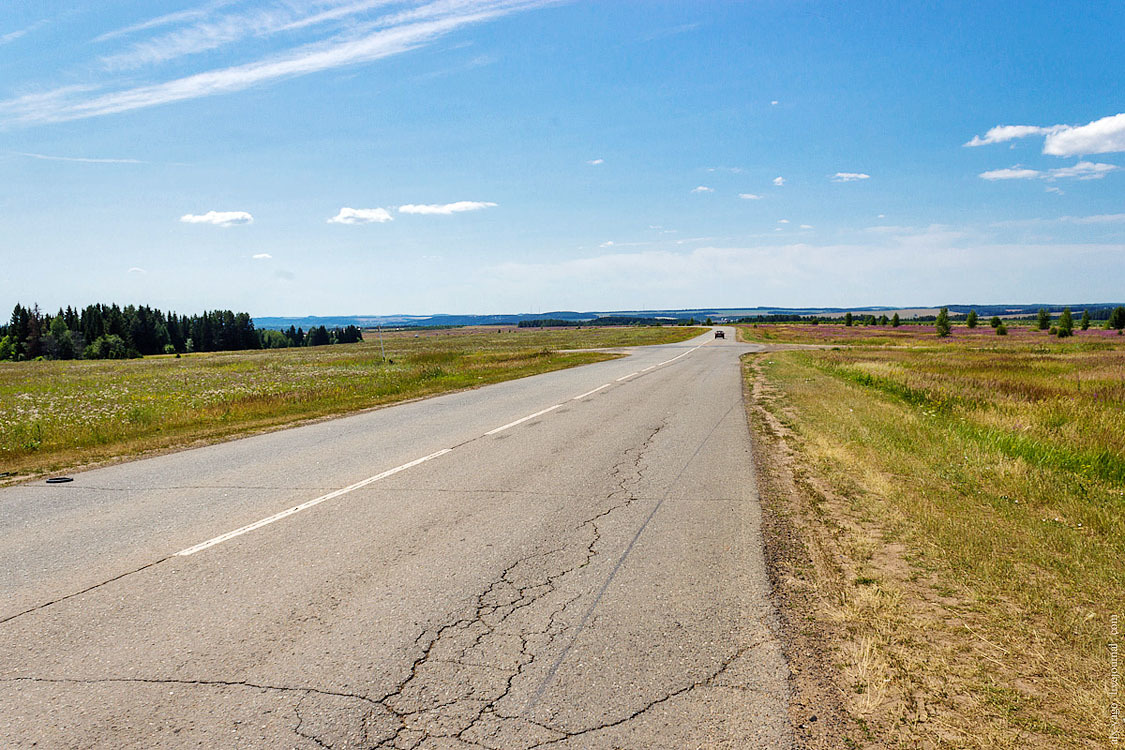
<box><xmin>0</xmin><ymin>328</ymin><xmax>792</xmax><ymax>748</ymax></box>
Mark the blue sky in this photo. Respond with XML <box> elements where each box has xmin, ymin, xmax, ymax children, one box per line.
<box><xmin>1</xmin><ymin>0</ymin><xmax>1122</xmax><ymax>316</ymax></box>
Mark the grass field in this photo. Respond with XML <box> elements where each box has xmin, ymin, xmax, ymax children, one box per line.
<box><xmin>740</xmin><ymin>323</ymin><xmax>1123</xmax><ymax>747</ymax></box>
<box><xmin>0</xmin><ymin>325</ymin><xmax>702</xmax><ymax>482</ymax></box>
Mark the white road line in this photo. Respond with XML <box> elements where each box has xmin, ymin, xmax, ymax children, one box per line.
<box><xmin>175</xmin><ymin>449</ymin><xmax>452</xmax><ymax>556</ymax></box>
<box><xmin>176</xmin><ymin>342</ymin><xmax>708</xmax><ymax>557</ymax></box>
<box><xmin>485</xmin><ymin>404</ymin><xmax>563</xmax><ymax>436</ymax></box>
<box><xmin>572</xmin><ymin>384</ymin><xmax>611</xmax><ymax>400</ymax></box>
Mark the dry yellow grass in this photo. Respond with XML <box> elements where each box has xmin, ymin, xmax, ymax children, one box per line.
<box><xmin>744</xmin><ymin>335</ymin><xmax>1123</xmax><ymax>748</ymax></box>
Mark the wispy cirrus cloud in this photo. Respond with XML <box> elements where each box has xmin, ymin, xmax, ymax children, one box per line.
<box><xmin>399</xmin><ymin>200</ymin><xmax>497</xmax><ymax>215</ymax></box>
<box><xmin>329</xmin><ymin>207</ymin><xmax>394</xmax><ymax>224</ymax></box>
<box><xmin>11</xmin><ymin>150</ymin><xmax>146</xmax><ymax>164</ymax></box>
<box><xmin>966</xmin><ymin>113</ymin><xmax>1125</xmax><ymax>156</ymax></box>
<box><xmin>738</xmin><ymin>193</ymin><xmax>761</xmax><ymax>200</ymax></box>
<box><xmin>98</xmin><ymin>1</ymin><xmax>408</xmax><ymax>71</ymax></box>
<box><xmin>94</xmin><ymin>0</ymin><xmax>242</xmax><ymax>43</ymax></box>
<box><xmin>0</xmin><ymin>1</ymin><xmax>555</xmax><ymax>126</ymax></box>
<box><xmin>180</xmin><ymin>210</ymin><xmax>253</xmax><ymax>226</ymax></box>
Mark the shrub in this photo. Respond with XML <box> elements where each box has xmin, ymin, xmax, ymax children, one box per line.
<box><xmin>996</xmin><ymin>323</ymin><xmax>1008</xmax><ymax>335</ymax></box>
<box><xmin>84</xmin><ymin>334</ymin><xmax>130</xmax><ymax>360</ymax></box>
<box><xmin>966</xmin><ymin>310</ymin><xmax>978</xmax><ymax>328</ymax></box>
<box><xmin>990</xmin><ymin>316</ymin><xmax>1002</xmax><ymax>328</ymax></box>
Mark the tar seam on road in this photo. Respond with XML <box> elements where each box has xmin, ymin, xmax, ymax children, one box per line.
<box><xmin>523</xmin><ymin>399</ymin><xmax>741</xmax><ymax>714</ymax></box>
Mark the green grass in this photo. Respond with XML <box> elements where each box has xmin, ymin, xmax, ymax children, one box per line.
<box><xmin>745</xmin><ymin>334</ymin><xmax>1125</xmax><ymax>747</ymax></box>
<box><xmin>0</xmin><ymin>325</ymin><xmax>703</xmax><ymax>480</ymax></box>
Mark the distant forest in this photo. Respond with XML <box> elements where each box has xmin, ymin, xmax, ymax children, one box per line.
<box><xmin>0</xmin><ymin>303</ymin><xmax>363</xmax><ymax>361</ymax></box>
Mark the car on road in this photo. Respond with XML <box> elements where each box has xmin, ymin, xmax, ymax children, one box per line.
<box><xmin>714</xmin><ymin>330</ymin><xmax>725</xmax><ymax>339</ymax></box>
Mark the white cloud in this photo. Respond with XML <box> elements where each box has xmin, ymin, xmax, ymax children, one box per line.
<box><xmin>964</xmin><ymin>124</ymin><xmax>1062</xmax><ymax>147</ymax></box>
<box><xmin>770</xmin><ymin>100</ymin><xmax>778</xmax><ymax>106</ymax></box>
<box><xmin>128</xmin><ymin>266</ymin><xmax>147</xmax><ymax>274</ymax></box>
<box><xmin>800</xmin><ymin>224</ymin><xmax>813</xmax><ymax>229</ymax></box>
<box><xmin>1060</xmin><ymin>213</ymin><xmax>1125</xmax><ymax>224</ymax></box>
<box><xmin>966</xmin><ymin>113</ymin><xmax>1125</xmax><ymax>156</ymax></box>
<box><xmin>0</xmin><ymin>1</ymin><xmax>553</xmax><ymax>125</ymax></box>
<box><xmin>772</xmin><ymin>176</ymin><xmax>785</xmax><ymax>186</ymax></box>
<box><xmin>979</xmin><ymin>167</ymin><xmax>1041</xmax><ymax>180</ymax></box>
<box><xmin>777</xmin><ymin>219</ymin><xmax>790</xmax><ymax>224</ymax></box>
<box><xmin>1046</xmin><ymin>161</ymin><xmax>1118</xmax><ymax>180</ymax></box>
<box><xmin>252</xmin><ymin>253</ymin><xmax>273</xmax><ymax>259</ymax></box>
<box><xmin>1043</xmin><ymin>113</ymin><xmax>1125</xmax><ymax>156</ymax></box>
<box><xmin>831</xmin><ymin>172</ymin><xmax>870</xmax><ymax>182</ymax></box>
<box><xmin>478</xmin><ymin>238</ymin><xmax>1124</xmax><ymax>310</ymax></box>
<box><xmin>398</xmin><ymin>200</ymin><xmax>497</xmax><ymax>215</ymax></box>
<box><xmin>1045</xmin><ymin>186</ymin><xmax>1064</xmax><ymax>195</ymax></box>
<box><xmin>979</xmin><ymin>161</ymin><xmax>1119</xmax><ymax>181</ymax></box>
<box><xmin>738</xmin><ymin>193</ymin><xmax>762</xmax><ymax>200</ymax></box>
<box><xmin>599</xmin><ymin>240</ymin><xmax>614</xmax><ymax>247</ymax></box>
<box><xmin>586</xmin><ymin>158</ymin><xmax>604</xmax><ymax>165</ymax></box>
<box><xmin>180</xmin><ymin>210</ymin><xmax>253</xmax><ymax>226</ymax></box>
<box><xmin>691</xmin><ymin>185</ymin><xmax>714</xmax><ymax>193</ymax></box>
<box><xmin>328</xmin><ymin>206</ymin><xmax>393</xmax><ymax>224</ymax></box>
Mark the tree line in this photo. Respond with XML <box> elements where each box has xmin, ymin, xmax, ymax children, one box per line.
<box><xmin>0</xmin><ymin>303</ymin><xmax>363</xmax><ymax>361</ymax></box>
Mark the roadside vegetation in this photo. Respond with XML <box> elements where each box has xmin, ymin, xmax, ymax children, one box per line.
<box><xmin>0</xmin><ymin>325</ymin><xmax>702</xmax><ymax>482</ymax></box>
<box><xmin>740</xmin><ymin>323</ymin><xmax>1122</xmax><ymax>747</ymax></box>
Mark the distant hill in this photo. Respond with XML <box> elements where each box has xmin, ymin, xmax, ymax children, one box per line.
<box><xmin>253</xmin><ymin>303</ymin><xmax>1124</xmax><ymax>329</ymax></box>
<box><xmin>254</xmin><ymin>307</ymin><xmax>896</xmax><ymax>329</ymax></box>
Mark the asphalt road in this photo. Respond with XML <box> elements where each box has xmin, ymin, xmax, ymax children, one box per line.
<box><xmin>0</xmin><ymin>327</ymin><xmax>791</xmax><ymax>749</ymax></box>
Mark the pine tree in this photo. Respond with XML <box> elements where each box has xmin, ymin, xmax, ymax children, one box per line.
<box><xmin>844</xmin><ymin>312</ymin><xmax>853</xmax><ymax>327</ymax></box>
<box><xmin>935</xmin><ymin>307</ymin><xmax>951</xmax><ymax>337</ymax></box>
<box><xmin>891</xmin><ymin>313</ymin><xmax>900</xmax><ymax>327</ymax></box>
<box><xmin>1037</xmin><ymin>307</ymin><xmax>1050</xmax><ymax>330</ymax></box>
<box><xmin>1080</xmin><ymin>310</ymin><xmax>1091</xmax><ymax>330</ymax></box>
<box><xmin>1057</xmin><ymin>307</ymin><xmax>1073</xmax><ymax>338</ymax></box>
<box><xmin>966</xmin><ymin>310</ymin><xmax>978</xmax><ymax>328</ymax></box>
